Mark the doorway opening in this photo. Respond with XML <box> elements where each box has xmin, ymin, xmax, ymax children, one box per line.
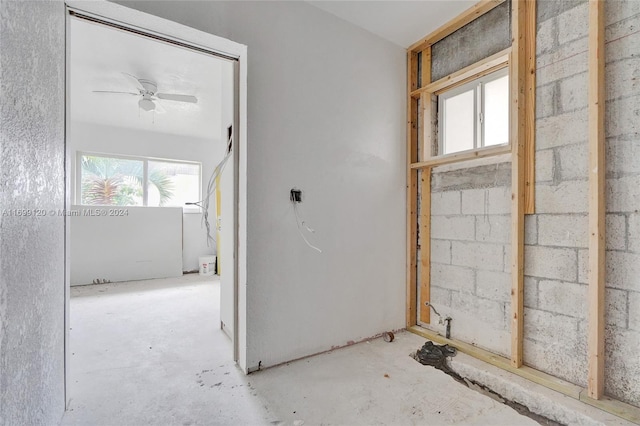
<box><xmin>64</xmin><ymin>1</ymin><xmax>247</xmax><ymax>411</ymax></box>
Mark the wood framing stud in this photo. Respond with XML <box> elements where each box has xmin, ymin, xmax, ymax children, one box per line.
<box><xmin>587</xmin><ymin>0</ymin><xmax>606</xmax><ymax>401</ymax></box>
<box><xmin>406</xmin><ymin>51</ymin><xmax>419</xmax><ymax>327</ymax></box>
<box><xmin>510</xmin><ymin>0</ymin><xmax>527</xmax><ymax>369</ymax></box>
<box><xmin>419</xmin><ymin>169</ymin><xmax>431</xmax><ymax>324</ymax></box>
<box><xmin>524</xmin><ymin>0</ymin><xmax>537</xmax><ymax>214</ymax></box>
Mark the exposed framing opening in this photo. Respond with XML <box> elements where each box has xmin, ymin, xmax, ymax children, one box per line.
<box><xmin>407</xmin><ymin>0</ymin><xmax>640</xmax><ymax>422</ymax></box>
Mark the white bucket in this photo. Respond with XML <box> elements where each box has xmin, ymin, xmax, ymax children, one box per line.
<box><xmin>199</xmin><ymin>255</ymin><xmax>216</xmax><ymax>276</ymax></box>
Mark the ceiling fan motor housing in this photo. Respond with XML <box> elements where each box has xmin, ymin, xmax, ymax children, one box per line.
<box><xmin>138</xmin><ymin>79</ymin><xmax>158</xmax><ymax>96</ymax></box>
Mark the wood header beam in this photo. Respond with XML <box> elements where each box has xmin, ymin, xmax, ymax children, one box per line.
<box><xmin>410</xmin><ymin>48</ymin><xmax>511</xmax><ymax>98</ymax></box>
<box><xmin>409</xmin><ymin>0</ymin><xmax>506</xmax><ymax>53</ymax></box>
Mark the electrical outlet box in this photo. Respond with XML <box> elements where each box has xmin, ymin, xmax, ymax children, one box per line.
<box><xmin>290</xmin><ymin>189</ymin><xmax>302</xmax><ymax>203</ymax></box>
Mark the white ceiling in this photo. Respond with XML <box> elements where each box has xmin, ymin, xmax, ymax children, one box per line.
<box><xmin>69</xmin><ymin>16</ymin><xmax>225</xmax><ymax>140</ymax></box>
<box><xmin>306</xmin><ymin>0</ymin><xmax>477</xmax><ymax>48</ymax></box>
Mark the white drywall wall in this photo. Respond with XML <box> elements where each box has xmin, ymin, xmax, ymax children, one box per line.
<box><xmin>69</xmin><ymin>122</ymin><xmax>223</xmax><ymax>272</ymax></box>
<box><xmin>120</xmin><ymin>0</ymin><xmax>407</xmax><ymax>370</ymax></box>
<box><xmin>69</xmin><ymin>205</ymin><xmax>183</xmax><ymax>285</ymax></box>
<box><xmin>219</xmin><ymin>61</ymin><xmax>235</xmax><ymax>339</ymax></box>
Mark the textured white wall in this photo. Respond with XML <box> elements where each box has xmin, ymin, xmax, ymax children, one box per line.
<box><xmin>118</xmin><ymin>0</ymin><xmax>407</xmax><ymax>370</ymax></box>
<box><xmin>0</xmin><ymin>1</ymin><xmax>66</xmax><ymax>424</ymax></box>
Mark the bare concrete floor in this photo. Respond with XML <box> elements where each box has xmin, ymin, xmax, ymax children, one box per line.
<box><xmin>63</xmin><ymin>275</ymin><xmax>536</xmax><ymax>426</ymax></box>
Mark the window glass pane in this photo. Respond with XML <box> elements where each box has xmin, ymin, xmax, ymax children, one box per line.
<box><xmin>483</xmin><ymin>75</ymin><xmax>509</xmax><ymax>146</ymax></box>
<box><xmin>443</xmin><ymin>89</ymin><xmax>475</xmax><ymax>154</ymax></box>
<box><xmin>147</xmin><ymin>161</ymin><xmax>200</xmax><ymax>207</ymax></box>
<box><xmin>80</xmin><ymin>155</ymin><xmax>143</xmax><ymax>206</ymax></box>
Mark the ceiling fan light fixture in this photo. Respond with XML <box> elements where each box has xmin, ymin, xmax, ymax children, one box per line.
<box><xmin>138</xmin><ymin>98</ymin><xmax>155</xmax><ymax>112</ymax></box>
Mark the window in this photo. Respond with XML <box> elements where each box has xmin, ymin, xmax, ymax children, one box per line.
<box><xmin>79</xmin><ymin>153</ymin><xmax>201</xmax><ymax>208</ymax></box>
<box><xmin>438</xmin><ymin>68</ymin><xmax>509</xmax><ymax>155</ymax></box>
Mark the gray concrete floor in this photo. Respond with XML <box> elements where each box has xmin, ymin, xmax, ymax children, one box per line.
<box><xmin>63</xmin><ymin>275</ymin><xmax>536</xmax><ymax>426</ymax></box>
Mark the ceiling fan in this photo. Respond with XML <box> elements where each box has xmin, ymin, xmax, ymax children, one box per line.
<box><xmin>93</xmin><ymin>73</ymin><xmax>198</xmax><ymax>112</ymax></box>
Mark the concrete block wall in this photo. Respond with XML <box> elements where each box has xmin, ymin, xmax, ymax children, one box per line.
<box><xmin>603</xmin><ymin>0</ymin><xmax>640</xmax><ymax>408</ymax></box>
<box><xmin>426</xmin><ymin>162</ymin><xmax>512</xmax><ymax>357</ymax></box>
<box><xmin>524</xmin><ymin>0</ymin><xmax>591</xmax><ymax>389</ymax></box>
<box><xmin>425</xmin><ymin>0</ymin><xmax>640</xmax><ymax>407</ymax></box>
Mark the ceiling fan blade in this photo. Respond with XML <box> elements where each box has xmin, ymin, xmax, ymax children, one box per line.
<box><xmin>156</xmin><ymin>93</ymin><xmax>198</xmax><ymax>103</ymax></box>
<box><xmin>122</xmin><ymin>72</ymin><xmax>144</xmax><ymax>90</ymax></box>
<box><xmin>93</xmin><ymin>90</ymin><xmax>139</xmax><ymax>95</ymax></box>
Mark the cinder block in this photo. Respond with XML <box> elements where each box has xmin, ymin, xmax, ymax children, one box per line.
<box><xmin>486</xmin><ymin>186</ymin><xmax>511</xmax><ymax>214</ymax></box>
<box><xmin>524</xmin><ymin>307</ymin><xmax>579</xmax><ymax>345</ymax></box>
<box><xmin>605</xmin><ymin>13</ymin><xmax>640</xmax><ymax>62</ymax></box>
<box><xmin>535</xmin><ymin>148</ymin><xmax>554</xmax><ymax>183</ymax></box>
<box><xmin>524</xmin><ymin>245</ymin><xmax>578</xmax><ymax>281</ymax></box>
<box><xmin>430</xmin><ymin>263</ymin><xmax>475</xmax><ymax>293</ymax></box>
<box><xmin>557</xmin><ymin>142</ymin><xmax>588</xmax><ymax>181</ymax></box>
<box><xmin>607</xmin><ymin>176</ymin><xmax>640</xmax><ymax>213</ymax></box>
<box><xmin>603</xmin><ymin>325</ymin><xmax>640</xmax><ymax>406</ymax></box>
<box><xmin>451</xmin><ymin>241</ymin><xmax>504</xmax><ymax>272</ymax></box>
<box><xmin>557</xmin><ymin>3</ymin><xmax>589</xmax><ymax>45</ymax></box>
<box><xmin>606</xmin><ymin>288</ymin><xmax>628</xmax><ymax>328</ymax></box>
<box><xmin>605</xmin><ymin>0</ymin><xmax>640</xmax><ymax>26</ymax></box>
<box><xmin>431</xmin><ymin>191</ymin><xmax>460</xmax><ymax>216</ymax></box>
<box><xmin>607</xmin><ymin>138</ymin><xmax>640</xmax><ymax>176</ymax></box>
<box><xmin>578</xmin><ymin>248</ymin><xmax>588</xmax><ymax>284</ymax></box>
<box><xmin>524</xmin><ymin>276</ymin><xmax>538</xmax><ymax>308</ymax></box>
<box><xmin>536</xmin><ymin>181</ymin><xmax>588</xmax><ymax>214</ymax></box>
<box><xmin>629</xmin><ymin>291</ymin><xmax>640</xmax><ymax>331</ymax></box>
<box><xmin>537</xmin><ymin>37</ymin><xmax>588</xmax><ymax>86</ymax></box>
<box><xmin>536</xmin><ymin>15</ymin><xmax>557</xmax><ymax>55</ymax></box>
<box><xmin>629</xmin><ymin>213</ymin><xmax>640</xmax><ymax>252</ymax></box>
<box><xmin>503</xmin><ymin>244</ymin><xmax>511</xmax><ymax>273</ymax></box>
<box><xmin>606</xmin><ymin>214</ymin><xmax>627</xmax><ymax>251</ymax></box>
<box><xmin>475</xmin><ymin>214</ymin><xmax>510</xmax><ymax>244</ymax></box>
<box><xmin>451</xmin><ymin>291</ymin><xmax>506</xmax><ymax>328</ymax></box>
<box><xmin>431</xmin><ymin>215</ymin><xmax>475</xmax><ymax>241</ymax></box>
<box><xmin>536</xmin><ymin>110</ymin><xmax>588</xmax><ymax>150</ymax></box>
<box><xmin>525</xmin><ymin>215</ymin><xmax>538</xmax><ymax>245</ymax></box>
<box><xmin>606</xmin><ymin>57</ymin><xmax>640</xmax><ymax>102</ymax></box>
<box><xmin>606</xmin><ymin>95</ymin><xmax>640</xmax><ymax>139</ymax></box>
<box><xmin>559</xmin><ymin>72</ymin><xmax>588</xmax><ymax>113</ymax></box>
<box><xmin>606</xmin><ymin>251</ymin><xmax>640</xmax><ymax>291</ymax></box>
<box><xmin>538</xmin><ymin>214</ymin><xmax>588</xmax><ymax>248</ymax></box>
<box><xmin>538</xmin><ymin>280</ymin><xmax>587</xmax><ymax>318</ymax></box>
<box><xmin>476</xmin><ymin>270</ymin><xmax>511</xmax><ymax>303</ymax></box>
<box><xmin>538</xmin><ymin>0</ymin><xmax>586</xmax><ymax>25</ymax></box>
<box><xmin>431</xmin><ymin>239</ymin><xmax>451</xmax><ymax>265</ymax></box>
<box><xmin>461</xmin><ymin>188</ymin><xmax>486</xmax><ymax>215</ymax></box>
<box><xmin>429</xmin><ymin>286</ymin><xmax>452</xmax><ymax>307</ymax></box>
<box><xmin>524</xmin><ymin>336</ymin><xmax>588</xmax><ymax>388</ymax></box>
<box><xmin>536</xmin><ymin>82</ymin><xmax>557</xmax><ymax>119</ymax></box>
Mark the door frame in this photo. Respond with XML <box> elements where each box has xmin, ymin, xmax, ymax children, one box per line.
<box><xmin>63</xmin><ymin>0</ymin><xmax>249</xmax><ymax>407</ymax></box>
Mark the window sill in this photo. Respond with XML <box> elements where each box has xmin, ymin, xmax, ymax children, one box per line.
<box><xmin>411</xmin><ymin>143</ymin><xmax>510</xmax><ymax>170</ymax></box>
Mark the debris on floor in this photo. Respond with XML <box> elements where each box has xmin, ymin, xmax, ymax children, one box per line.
<box><xmin>382</xmin><ymin>331</ymin><xmax>395</xmax><ymax>342</ymax></box>
<box><xmin>412</xmin><ymin>341</ymin><xmax>564</xmax><ymax>426</ymax></box>
<box><xmin>412</xmin><ymin>341</ymin><xmax>461</xmax><ymax>381</ymax></box>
